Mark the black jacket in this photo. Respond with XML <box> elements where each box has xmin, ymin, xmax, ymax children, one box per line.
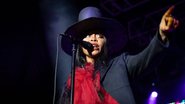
<box><xmin>100</xmin><ymin>33</ymin><xmax>169</xmax><ymax>104</ymax></box>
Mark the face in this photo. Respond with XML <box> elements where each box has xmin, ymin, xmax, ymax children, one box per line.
<box><xmin>82</xmin><ymin>33</ymin><xmax>106</xmax><ymax>58</ymax></box>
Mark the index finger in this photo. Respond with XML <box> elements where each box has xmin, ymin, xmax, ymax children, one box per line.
<box><xmin>164</xmin><ymin>5</ymin><xmax>175</xmax><ymax>17</ymax></box>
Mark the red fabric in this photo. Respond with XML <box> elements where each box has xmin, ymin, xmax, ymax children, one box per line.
<box><xmin>66</xmin><ymin>63</ymin><xmax>119</xmax><ymax>104</ymax></box>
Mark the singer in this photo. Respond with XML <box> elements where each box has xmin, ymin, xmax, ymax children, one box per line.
<box><xmin>59</xmin><ymin>5</ymin><xmax>179</xmax><ymax>104</ymax></box>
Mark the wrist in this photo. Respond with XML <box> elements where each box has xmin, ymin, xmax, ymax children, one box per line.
<box><xmin>159</xmin><ymin>29</ymin><xmax>168</xmax><ymax>43</ymax></box>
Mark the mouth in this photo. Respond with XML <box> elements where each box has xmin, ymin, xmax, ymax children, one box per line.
<box><xmin>91</xmin><ymin>43</ymin><xmax>99</xmax><ymax>50</ymax></box>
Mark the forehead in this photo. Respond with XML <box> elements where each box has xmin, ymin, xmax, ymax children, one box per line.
<box><xmin>80</xmin><ymin>29</ymin><xmax>106</xmax><ymax>39</ymax></box>
<box><xmin>83</xmin><ymin>33</ymin><xmax>106</xmax><ymax>39</ymax></box>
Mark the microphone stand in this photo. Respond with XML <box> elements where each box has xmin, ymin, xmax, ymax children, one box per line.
<box><xmin>61</xmin><ymin>34</ymin><xmax>93</xmax><ymax>104</ymax></box>
<box><xmin>70</xmin><ymin>43</ymin><xmax>76</xmax><ymax>104</ymax></box>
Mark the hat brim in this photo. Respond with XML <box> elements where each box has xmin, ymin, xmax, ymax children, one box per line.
<box><xmin>62</xmin><ymin>17</ymin><xmax>128</xmax><ymax>56</ymax></box>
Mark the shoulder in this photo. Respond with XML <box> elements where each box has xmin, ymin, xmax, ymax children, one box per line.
<box><xmin>108</xmin><ymin>52</ymin><xmax>130</xmax><ymax>66</ymax></box>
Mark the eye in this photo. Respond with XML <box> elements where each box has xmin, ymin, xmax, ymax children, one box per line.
<box><xmin>96</xmin><ymin>34</ymin><xmax>104</xmax><ymax>38</ymax></box>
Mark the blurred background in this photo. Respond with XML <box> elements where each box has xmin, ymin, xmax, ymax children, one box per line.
<box><xmin>1</xmin><ymin>0</ymin><xmax>185</xmax><ymax>104</ymax></box>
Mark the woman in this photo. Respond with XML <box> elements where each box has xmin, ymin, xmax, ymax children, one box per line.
<box><xmin>61</xmin><ymin>32</ymin><xmax>119</xmax><ymax>104</ymax></box>
<box><xmin>59</xmin><ymin>5</ymin><xmax>179</xmax><ymax>104</ymax></box>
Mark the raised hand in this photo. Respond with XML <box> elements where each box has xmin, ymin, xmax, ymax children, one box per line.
<box><xmin>159</xmin><ymin>5</ymin><xmax>180</xmax><ymax>41</ymax></box>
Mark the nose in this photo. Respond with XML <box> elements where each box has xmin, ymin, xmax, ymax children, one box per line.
<box><xmin>90</xmin><ymin>34</ymin><xmax>97</xmax><ymax>41</ymax></box>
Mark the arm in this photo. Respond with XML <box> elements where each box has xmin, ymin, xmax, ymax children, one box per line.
<box><xmin>124</xmin><ymin>5</ymin><xmax>180</xmax><ymax>79</ymax></box>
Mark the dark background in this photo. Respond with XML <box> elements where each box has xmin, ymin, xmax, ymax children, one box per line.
<box><xmin>1</xmin><ymin>0</ymin><xmax>185</xmax><ymax>104</ymax></box>
<box><xmin>0</xmin><ymin>0</ymin><xmax>53</xmax><ymax>104</ymax></box>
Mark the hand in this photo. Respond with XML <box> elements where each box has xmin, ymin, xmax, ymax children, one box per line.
<box><xmin>159</xmin><ymin>5</ymin><xmax>180</xmax><ymax>41</ymax></box>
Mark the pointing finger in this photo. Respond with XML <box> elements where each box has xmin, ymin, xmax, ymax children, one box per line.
<box><xmin>164</xmin><ymin>5</ymin><xmax>175</xmax><ymax>17</ymax></box>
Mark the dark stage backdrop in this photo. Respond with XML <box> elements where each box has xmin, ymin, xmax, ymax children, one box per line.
<box><xmin>0</xmin><ymin>0</ymin><xmax>53</xmax><ymax>104</ymax></box>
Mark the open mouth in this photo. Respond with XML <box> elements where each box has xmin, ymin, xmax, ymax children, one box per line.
<box><xmin>92</xmin><ymin>43</ymin><xmax>99</xmax><ymax>50</ymax></box>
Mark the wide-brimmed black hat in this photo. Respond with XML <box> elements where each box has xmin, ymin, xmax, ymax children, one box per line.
<box><xmin>61</xmin><ymin>6</ymin><xmax>128</xmax><ymax>57</ymax></box>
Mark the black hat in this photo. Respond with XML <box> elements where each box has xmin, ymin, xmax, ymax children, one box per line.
<box><xmin>62</xmin><ymin>6</ymin><xmax>128</xmax><ymax>56</ymax></box>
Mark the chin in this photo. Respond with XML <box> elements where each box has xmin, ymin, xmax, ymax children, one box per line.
<box><xmin>92</xmin><ymin>51</ymin><xmax>100</xmax><ymax>55</ymax></box>
<box><xmin>91</xmin><ymin>51</ymin><xmax>100</xmax><ymax>56</ymax></box>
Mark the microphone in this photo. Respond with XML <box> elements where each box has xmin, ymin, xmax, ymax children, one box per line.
<box><xmin>61</xmin><ymin>34</ymin><xmax>93</xmax><ymax>52</ymax></box>
<box><xmin>80</xmin><ymin>41</ymin><xmax>94</xmax><ymax>52</ymax></box>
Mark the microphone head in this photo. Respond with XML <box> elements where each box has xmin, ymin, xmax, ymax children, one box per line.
<box><xmin>80</xmin><ymin>41</ymin><xmax>93</xmax><ymax>52</ymax></box>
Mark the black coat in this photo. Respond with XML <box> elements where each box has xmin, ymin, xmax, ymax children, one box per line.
<box><xmin>100</xmin><ymin>33</ymin><xmax>169</xmax><ymax>104</ymax></box>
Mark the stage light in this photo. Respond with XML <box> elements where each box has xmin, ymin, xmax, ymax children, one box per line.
<box><xmin>151</xmin><ymin>91</ymin><xmax>158</xmax><ymax>98</ymax></box>
<box><xmin>148</xmin><ymin>91</ymin><xmax>158</xmax><ymax>104</ymax></box>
